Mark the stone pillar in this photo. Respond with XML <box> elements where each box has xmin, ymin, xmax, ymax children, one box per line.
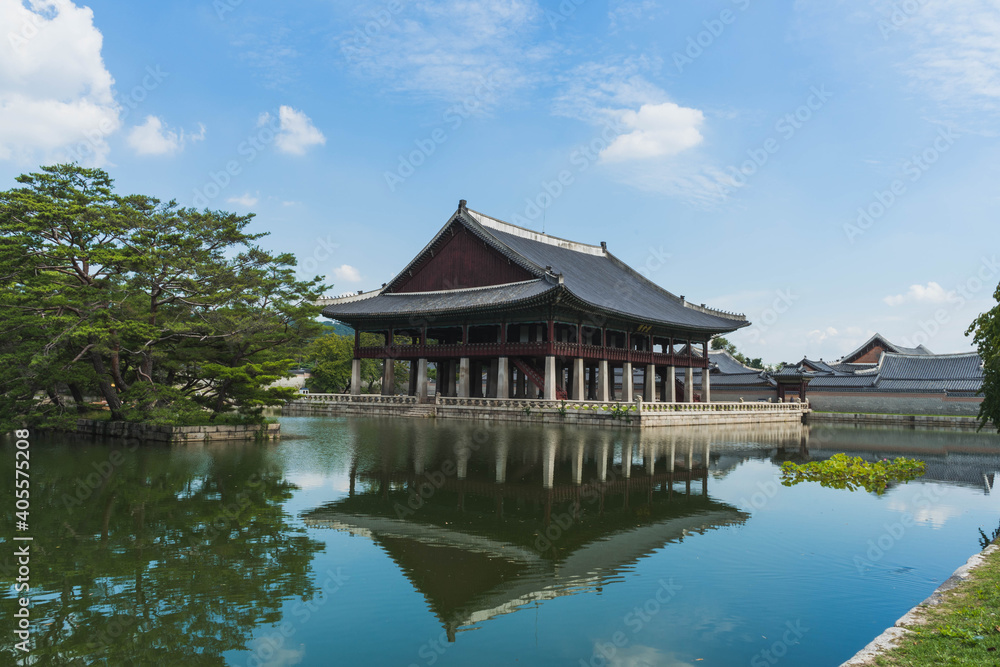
<box><xmin>544</xmin><ymin>356</ymin><xmax>557</xmax><ymax>400</ymax></box>
<box><xmin>597</xmin><ymin>359</ymin><xmax>610</xmax><ymax>402</ymax></box>
<box><xmin>381</xmin><ymin>358</ymin><xmax>394</xmax><ymax>395</ymax></box>
<box><xmin>458</xmin><ymin>357</ymin><xmax>470</xmax><ymax>398</ymax></box>
<box><xmin>571</xmin><ymin>358</ymin><xmax>585</xmax><ymax>400</ymax></box>
<box><xmin>703</xmin><ymin>366</ymin><xmax>711</xmax><ymax>403</ymax></box>
<box><xmin>416</xmin><ymin>358</ymin><xmax>428</xmax><ymax>401</ymax></box>
<box><xmin>644</xmin><ymin>364</ymin><xmax>655</xmax><ymax>402</ymax></box>
<box><xmin>621</xmin><ymin>362</ymin><xmax>633</xmax><ymax>402</ymax></box>
<box><xmin>685</xmin><ymin>367</ymin><xmax>694</xmax><ymax>402</ymax></box>
<box><xmin>351</xmin><ymin>358</ymin><xmax>361</xmax><ymax>396</ymax></box>
<box><xmin>497</xmin><ymin>357</ymin><xmax>509</xmax><ymax>398</ymax></box>
<box><xmin>667</xmin><ymin>366</ymin><xmax>676</xmax><ymax>402</ymax></box>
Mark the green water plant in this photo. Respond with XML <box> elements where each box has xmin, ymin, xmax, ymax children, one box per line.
<box><xmin>779</xmin><ymin>454</ymin><xmax>926</xmax><ymax>495</ymax></box>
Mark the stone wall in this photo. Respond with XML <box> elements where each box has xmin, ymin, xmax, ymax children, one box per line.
<box><xmin>806</xmin><ymin>411</ymin><xmax>987</xmax><ymax>431</ymax></box>
<box><xmin>805</xmin><ymin>391</ymin><xmax>982</xmax><ymax>416</ymax></box>
<box><xmin>73</xmin><ymin>419</ymin><xmax>280</xmax><ymax>443</ymax></box>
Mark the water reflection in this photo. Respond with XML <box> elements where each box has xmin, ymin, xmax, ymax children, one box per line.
<box><xmin>0</xmin><ymin>440</ymin><xmax>323</xmax><ymax>666</ymax></box>
<box><xmin>302</xmin><ymin>422</ymin><xmax>819</xmax><ymax>642</ymax></box>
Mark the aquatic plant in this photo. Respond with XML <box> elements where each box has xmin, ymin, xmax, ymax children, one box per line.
<box><xmin>779</xmin><ymin>454</ymin><xmax>926</xmax><ymax>495</ymax></box>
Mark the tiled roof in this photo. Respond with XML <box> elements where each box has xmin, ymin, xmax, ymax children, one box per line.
<box><xmin>807</xmin><ymin>375</ymin><xmax>879</xmax><ymax>388</ymax></box>
<box><xmin>837</xmin><ymin>333</ymin><xmax>933</xmax><ymax>363</ymax></box>
<box><xmin>467</xmin><ymin>210</ymin><xmax>747</xmax><ymax>332</ymax></box>
<box><xmin>321</xmin><ymin>279</ymin><xmax>557</xmax><ymax>318</ymax></box>
<box><xmin>322</xmin><ymin>204</ymin><xmax>749</xmax><ymax>334</ymax></box>
<box><xmin>877</xmin><ymin>352</ymin><xmax>983</xmax><ymax>381</ymax></box>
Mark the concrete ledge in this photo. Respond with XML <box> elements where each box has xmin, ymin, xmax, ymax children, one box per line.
<box><xmin>808</xmin><ymin>411</ymin><xmax>987</xmax><ymax>431</ymax></box>
<box><xmin>840</xmin><ymin>545</ymin><xmax>1000</xmax><ymax>666</ymax></box>
<box><xmin>72</xmin><ymin>419</ymin><xmax>280</xmax><ymax>443</ymax></box>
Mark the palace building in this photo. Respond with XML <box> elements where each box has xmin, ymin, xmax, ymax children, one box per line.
<box><xmin>320</xmin><ymin>201</ymin><xmax>749</xmax><ymax>403</ymax></box>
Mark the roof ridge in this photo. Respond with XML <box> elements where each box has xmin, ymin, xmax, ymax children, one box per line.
<box><xmin>465</xmin><ymin>208</ymin><xmax>606</xmax><ymax>256</ymax></box>
<box><xmin>382</xmin><ymin>278</ymin><xmax>544</xmax><ymax>296</ymax></box>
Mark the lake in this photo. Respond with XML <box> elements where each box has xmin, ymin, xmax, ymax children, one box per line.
<box><xmin>3</xmin><ymin>417</ymin><xmax>1000</xmax><ymax>666</ymax></box>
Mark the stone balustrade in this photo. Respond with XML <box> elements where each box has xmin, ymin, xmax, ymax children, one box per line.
<box><xmin>298</xmin><ymin>393</ymin><xmax>418</xmax><ymax>405</ymax></box>
<box><xmin>296</xmin><ymin>393</ymin><xmax>807</xmax><ymax>413</ymax></box>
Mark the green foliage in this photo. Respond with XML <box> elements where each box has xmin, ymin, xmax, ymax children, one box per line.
<box><xmin>780</xmin><ymin>453</ymin><xmax>926</xmax><ymax>495</ymax></box>
<box><xmin>966</xmin><ymin>281</ymin><xmax>1000</xmax><ymax>432</ymax></box>
<box><xmin>0</xmin><ymin>164</ymin><xmax>326</xmax><ymax>428</ymax></box>
<box><xmin>0</xmin><ymin>441</ymin><xmax>323</xmax><ymax>664</ymax></box>
<box><xmin>610</xmin><ymin>402</ymin><xmax>633</xmax><ymax>422</ymax></box>
<box><xmin>557</xmin><ymin>400</ymin><xmax>567</xmax><ymax>417</ymax></box>
<box><xmin>711</xmin><ymin>336</ymin><xmax>767</xmax><ymax>370</ymax></box>
<box><xmin>305</xmin><ymin>331</ymin><xmax>405</xmax><ymax>394</ymax></box>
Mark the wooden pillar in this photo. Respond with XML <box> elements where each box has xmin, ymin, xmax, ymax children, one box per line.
<box><xmin>487</xmin><ymin>359</ymin><xmax>499</xmax><ymax>398</ymax></box>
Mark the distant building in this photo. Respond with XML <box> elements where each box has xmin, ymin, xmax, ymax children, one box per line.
<box><xmin>703</xmin><ymin>333</ymin><xmax>984</xmax><ymax>415</ymax></box>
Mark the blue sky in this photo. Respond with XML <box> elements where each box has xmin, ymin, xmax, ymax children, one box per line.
<box><xmin>2</xmin><ymin>0</ymin><xmax>998</xmax><ymax>363</ymax></box>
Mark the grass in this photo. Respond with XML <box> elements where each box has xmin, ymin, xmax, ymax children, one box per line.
<box><xmin>871</xmin><ymin>542</ymin><xmax>1000</xmax><ymax>666</ymax></box>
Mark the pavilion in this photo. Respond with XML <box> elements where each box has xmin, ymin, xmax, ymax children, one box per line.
<box><xmin>320</xmin><ymin>201</ymin><xmax>749</xmax><ymax>403</ymax></box>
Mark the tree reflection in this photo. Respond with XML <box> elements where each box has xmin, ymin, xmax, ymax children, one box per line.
<box><xmin>0</xmin><ymin>439</ymin><xmax>323</xmax><ymax>666</ymax></box>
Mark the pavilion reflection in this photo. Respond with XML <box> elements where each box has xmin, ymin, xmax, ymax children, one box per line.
<box><xmin>302</xmin><ymin>421</ymin><xmax>816</xmax><ymax>641</ymax></box>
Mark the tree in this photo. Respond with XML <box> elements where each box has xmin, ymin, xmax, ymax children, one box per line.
<box><xmin>0</xmin><ymin>164</ymin><xmax>326</xmax><ymax>427</ymax></box>
<box><xmin>305</xmin><ymin>331</ymin><xmax>410</xmax><ymax>394</ymax></box>
<box><xmin>711</xmin><ymin>336</ymin><xmax>766</xmax><ymax>370</ymax></box>
<box><xmin>967</xmin><ymin>282</ymin><xmax>1000</xmax><ymax>431</ymax></box>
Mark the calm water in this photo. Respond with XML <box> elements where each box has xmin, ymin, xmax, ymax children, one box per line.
<box><xmin>3</xmin><ymin>418</ymin><xmax>1000</xmax><ymax>667</ymax></box>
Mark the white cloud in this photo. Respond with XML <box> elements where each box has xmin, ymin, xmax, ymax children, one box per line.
<box><xmin>608</xmin><ymin>0</ymin><xmax>658</xmax><ymax>30</ymax></box>
<box><xmin>600</xmin><ymin>102</ymin><xmax>705</xmax><ymax>162</ymax></box>
<box><xmin>127</xmin><ymin>116</ymin><xmax>176</xmax><ymax>155</ymax></box>
<box><xmin>552</xmin><ymin>60</ymin><xmax>722</xmax><ymax>205</ymax></box>
<box><xmin>339</xmin><ymin>0</ymin><xmax>544</xmax><ymax>105</ymax></box>
<box><xmin>332</xmin><ymin>264</ymin><xmax>362</xmax><ymax>283</ymax></box>
<box><xmin>127</xmin><ymin>116</ymin><xmax>206</xmax><ymax>156</ymax></box>
<box><xmin>0</xmin><ymin>0</ymin><xmax>120</xmax><ymax>165</ymax></box>
<box><xmin>889</xmin><ymin>0</ymin><xmax>1000</xmax><ymax>111</ymax></box>
<box><xmin>275</xmin><ymin>106</ymin><xmax>325</xmax><ymax>155</ymax></box>
<box><xmin>807</xmin><ymin>327</ymin><xmax>839</xmax><ymax>343</ymax></box>
<box><xmin>226</xmin><ymin>191</ymin><xmax>259</xmax><ymax>207</ymax></box>
<box><xmin>883</xmin><ymin>282</ymin><xmax>951</xmax><ymax>306</ymax></box>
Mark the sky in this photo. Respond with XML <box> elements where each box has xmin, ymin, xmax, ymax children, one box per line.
<box><xmin>1</xmin><ymin>0</ymin><xmax>998</xmax><ymax>364</ymax></box>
